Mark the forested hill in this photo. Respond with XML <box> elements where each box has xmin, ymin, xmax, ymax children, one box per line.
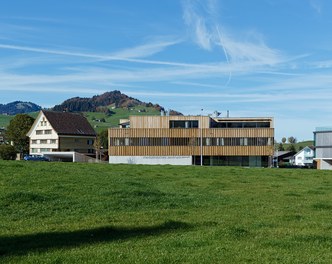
<box><xmin>0</xmin><ymin>101</ymin><xmax>41</xmax><ymax>115</ymax></box>
<box><xmin>52</xmin><ymin>90</ymin><xmax>182</xmax><ymax>115</ymax></box>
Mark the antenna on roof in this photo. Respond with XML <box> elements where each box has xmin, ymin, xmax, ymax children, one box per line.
<box><xmin>213</xmin><ymin>111</ymin><xmax>221</xmax><ymax>117</ymax></box>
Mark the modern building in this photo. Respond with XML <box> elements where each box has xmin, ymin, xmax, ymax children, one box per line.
<box><xmin>290</xmin><ymin>146</ymin><xmax>314</xmax><ymax>167</ymax></box>
<box><xmin>27</xmin><ymin>110</ymin><xmax>96</xmax><ymax>161</ymax></box>
<box><xmin>108</xmin><ymin>115</ymin><xmax>274</xmax><ymax>167</ymax></box>
<box><xmin>314</xmin><ymin>127</ymin><xmax>332</xmax><ymax>169</ymax></box>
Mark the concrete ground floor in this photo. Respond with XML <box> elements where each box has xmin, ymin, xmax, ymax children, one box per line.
<box><xmin>109</xmin><ymin>155</ymin><xmax>271</xmax><ymax>167</ymax></box>
<box><xmin>314</xmin><ymin>158</ymin><xmax>332</xmax><ymax>170</ymax></box>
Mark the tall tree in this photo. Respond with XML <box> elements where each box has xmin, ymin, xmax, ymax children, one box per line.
<box><xmin>6</xmin><ymin>114</ymin><xmax>35</xmax><ymax>155</ymax></box>
<box><xmin>287</xmin><ymin>136</ymin><xmax>297</xmax><ymax>144</ymax></box>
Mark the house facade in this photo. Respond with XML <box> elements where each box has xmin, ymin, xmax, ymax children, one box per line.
<box><xmin>27</xmin><ymin>111</ymin><xmax>96</xmax><ymax>157</ymax></box>
<box><xmin>314</xmin><ymin>127</ymin><xmax>332</xmax><ymax>169</ymax></box>
<box><xmin>108</xmin><ymin>115</ymin><xmax>274</xmax><ymax>167</ymax></box>
<box><xmin>0</xmin><ymin>127</ymin><xmax>5</xmax><ymax>144</ymax></box>
<box><xmin>290</xmin><ymin>146</ymin><xmax>314</xmax><ymax>167</ymax></box>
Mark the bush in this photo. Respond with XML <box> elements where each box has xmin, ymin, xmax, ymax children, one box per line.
<box><xmin>0</xmin><ymin>144</ymin><xmax>17</xmax><ymax>160</ymax></box>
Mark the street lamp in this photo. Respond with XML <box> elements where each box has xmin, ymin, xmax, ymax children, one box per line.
<box><xmin>200</xmin><ymin>109</ymin><xmax>203</xmax><ymax>166</ymax></box>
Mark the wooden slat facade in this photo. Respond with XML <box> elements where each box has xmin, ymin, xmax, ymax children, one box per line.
<box><xmin>129</xmin><ymin>116</ymin><xmax>211</xmax><ymax>128</ymax></box>
<box><xmin>108</xmin><ymin>128</ymin><xmax>274</xmax><ymax>156</ymax></box>
<box><xmin>109</xmin><ymin>146</ymin><xmax>273</xmax><ymax>156</ymax></box>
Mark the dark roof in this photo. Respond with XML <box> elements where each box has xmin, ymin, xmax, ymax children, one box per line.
<box><xmin>43</xmin><ymin>111</ymin><xmax>96</xmax><ymax>136</ymax></box>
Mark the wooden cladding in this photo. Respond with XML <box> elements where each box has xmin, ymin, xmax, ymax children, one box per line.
<box><xmin>129</xmin><ymin>116</ymin><xmax>211</xmax><ymax>128</ymax></box>
<box><xmin>108</xmin><ymin>127</ymin><xmax>274</xmax><ymax>156</ymax></box>
<box><xmin>129</xmin><ymin>116</ymin><xmax>273</xmax><ymax>129</ymax></box>
<box><xmin>109</xmin><ymin>146</ymin><xmax>273</xmax><ymax>156</ymax></box>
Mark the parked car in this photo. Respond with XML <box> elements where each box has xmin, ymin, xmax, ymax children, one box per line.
<box><xmin>23</xmin><ymin>155</ymin><xmax>49</xmax><ymax>161</ymax></box>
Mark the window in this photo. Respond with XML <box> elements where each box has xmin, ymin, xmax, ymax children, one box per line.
<box><xmin>40</xmin><ymin>139</ymin><xmax>47</xmax><ymax>144</ymax></box>
<box><xmin>31</xmin><ymin>148</ymin><xmax>38</xmax><ymax>153</ymax></box>
<box><xmin>50</xmin><ymin>139</ymin><xmax>56</xmax><ymax>144</ymax></box>
<box><xmin>169</xmin><ymin>120</ymin><xmax>199</xmax><ymax>128</ymax></box>
<box><xmin>211</xmin><ymin>121</ymin><xmax>271</xmax><ymax>128</ymax></box>
<box><xmin>36</xmin><ymin>130</ymin><xmax>43</xmax><ymax>135</ymax></box>
<box><xmin>44</xmin><ymin>130</ymin><xmax>52</xmax><ymax>134</ymax></box>
<box><xmin>40</xmin><ymin>117</ymin><xmax>48</xmax><ymax>127</ymax></box>
<box><xmin>87</xmin><ymin>139</ymin><xmax>94</xmax><ymax>145</ymax></box>
<box><xmin>40</xmin><ymin>148</ymin><xmax>50</xmax><ymax>152</ymax></box>
<box><xmin>31</xmin><ymin>140</ymin><xmax>37</xmax><ymax>144</ymax></box>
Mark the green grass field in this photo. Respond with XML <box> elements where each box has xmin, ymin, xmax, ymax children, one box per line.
<box><xmin>1</xmin><ymin>161</ymin><xmax>332</xmax><ymax>263</ymax></box>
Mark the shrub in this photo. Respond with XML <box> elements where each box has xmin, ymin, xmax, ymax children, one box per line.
<box><xmin>0</xmin><ymin>144</ymin><xmax>17</xmax><ymax>160</ymax></box>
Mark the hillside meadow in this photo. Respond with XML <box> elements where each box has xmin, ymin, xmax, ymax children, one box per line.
<box><xmin>1</xmin><ymin>161</ymin><xmax>332</xmax><ymax>263</ymax></box>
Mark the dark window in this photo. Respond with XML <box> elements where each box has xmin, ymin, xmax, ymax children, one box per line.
<box><xmin>169</xmin><ymin>120</ymin><xmax>198</xmax><ymax>128</ymax></box>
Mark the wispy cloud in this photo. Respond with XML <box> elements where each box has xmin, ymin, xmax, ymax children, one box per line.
<box><xmin>310</xmin><ymin>0</ymin><xmax>323</xmax><ymax>14</ymax></box>
<box><xmin>0</xmin><ymin>43</ymin><xmax>221</xmax><ymax>68</ymax></box>
<box><xmin>182</xmin><ymin>0</ymin><xmax>215</xmax><ymax>50</ymax></box>
<box><xmin>182</xmin><ymin>0</ymin><xmax>284</xmax><ymax>66</ymax></box>
<box><xmin>111</xmin><ymin>37</ymin><xmax>182</xmax><ymax>59</ymax></box>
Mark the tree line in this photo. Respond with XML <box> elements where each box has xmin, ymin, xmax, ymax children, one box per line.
<box><xmin>276</xmin><ymin>136</ymin><xmax>298</xmax><ymax>152</ymax></box>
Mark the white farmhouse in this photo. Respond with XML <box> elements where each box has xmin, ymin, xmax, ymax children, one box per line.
<box><xmin>26</xmin><ymin>110</ymin><xmax>96</xmax><ymax>161</ymax></box>
<box><xmin>291</xmin><ymin>146</ymin><xmax>314</xmax><ymax>167</ymax></box>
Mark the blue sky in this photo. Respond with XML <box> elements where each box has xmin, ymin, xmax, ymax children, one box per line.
<box><xmin>1</xmin><ymin>0</ymin><xmax>332</xmax><ymax>141</ymax></box>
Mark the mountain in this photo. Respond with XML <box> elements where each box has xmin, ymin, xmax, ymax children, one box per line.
<box><xmin>0</xmin><ymin>101</ymin><xmax>42</xmax><ymax>115</ymax></box>
<box><xmin>52</xmin><ymin>90</ymin><xmax>182</xmax><ymax>115</ymax></box>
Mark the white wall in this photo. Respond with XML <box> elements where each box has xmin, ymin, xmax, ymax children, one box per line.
<box><xmin>319</xmin><ymin>159</ymin><xmax>332</xmax><ymax>170</ymax></box>
<box><xmin>29</xmin><ymin>113</ymin><xmax>59</xmax><ymax>155</ymax></box>
<box><xmin>109</xmin><ymin>156</ymin><xmax>192</xmax><ymax>165</ymax></box>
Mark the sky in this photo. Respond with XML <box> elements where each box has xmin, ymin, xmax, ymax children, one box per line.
<box><xmin>1</xmin><ymin>0</ymin><xmax>332</xmax><ymax>141</ymax></box>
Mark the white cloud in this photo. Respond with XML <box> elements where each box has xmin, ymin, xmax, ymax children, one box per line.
<box><xmin>111</xmin><ymin>37</ymin><xmax>181</xmax><ymax>59</ymax></box>
<box><xmin>182</xmin><ymin>0</ymin><xmax>214</xmax><ymax>50</ymax></box>
<box><xmin>182</xmin><ymin>0</ymin><xmax>284</xmax><ymax>68</ymax></box>
<box><xmin>0</xmin><ymin>43</ymin><xmax>220</xmax><ymax>68</ymax></box>
<box><xmin>217</xmin><ymin>32</ymin><xmax>283</xmax><ymax>66</ymax></box>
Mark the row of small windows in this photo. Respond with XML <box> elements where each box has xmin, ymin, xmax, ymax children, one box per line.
<box><xmin>31</xmin><ymin>148</ymin><xmax>95</xmax><ymax>153</ymax></box>
<box><xmin>110</xmin><ymin>137</ymin><xmax>273</xmax><ymax>146</ymax></box>
<box><xmin>211</xmin><ymin>121</ymin><xmax>270</xmax><ymax>128</ymax></box>
<box><xmin>31</xmin><ymin>148</ymin><xmax>51</xmax><ymax>153</ymax></box>
<box><xmin>36</xmin><ymin>130</ymin><xmax>52</xmax><ymax>135</ymax></box>
<box><xmin>31</xmin><ymin>139</ymin><xmax>57</xmax><ymax>144</ymax></box>
<box><xmin>168</xmin><ymin>120</ymin><xmax>271</xmax><ymax>129</ymax></box>
<box><xmin>31</xmin><ymin>139</ymin><xmax>94</xmax><ymax>145</ymax></box>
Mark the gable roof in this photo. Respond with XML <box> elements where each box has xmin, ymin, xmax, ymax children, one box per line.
<box><xmin>42</xmin><ymin>111</ymin><xmax>96</xmax><ymax>136</ymax></box>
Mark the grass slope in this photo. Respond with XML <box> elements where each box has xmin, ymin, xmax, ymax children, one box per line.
<box><xmin>84</xmin><ymin>106</ymin><xmax>160</xmax><ymax>132</ymax></box>
<box><xmin>1</xmin><ymin>161</ymin><xmax>332</xmax><ymax>263</ymax></box>
<box><xmin>0</xmin><ymin>112</ymin><xmax>38</xmax><ymax>129</ymax></box>
<box><xmin>0</xmin><ymin>115</ymin><xmax>13</xmax><ymax>128</ymax></box>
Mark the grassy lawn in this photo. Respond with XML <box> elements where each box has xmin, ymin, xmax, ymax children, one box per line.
<box><xmin>1</xmin><ymin>161</ymin><xmax>332</xmax><ymax>263</ymax></box>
